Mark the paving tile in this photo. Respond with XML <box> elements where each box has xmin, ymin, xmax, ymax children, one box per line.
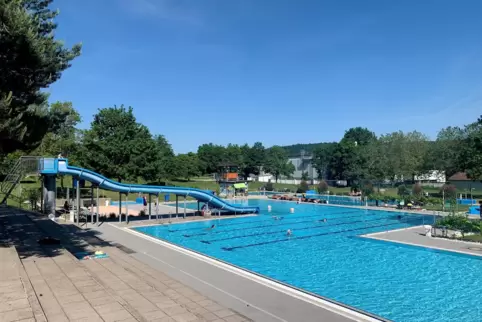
<box><xmin>76</xmin><ymin>284</ymin><xmax>105</xmax><ymax>293</ymax></box>
<box><xmin>140</xmin><ymin>309</ymin><xmax>167</xmax><ymax>320</ymax></box>
<box><xmin>0</xmin><ymin>290</ymin><xmax>27</xmax><ymax>302</ymax></box>
<box><xmin>56</xmin><ymin>293</ymin><xmax>85</xmax><ymax>305</ymax></box>
<box><xmin>197</xmin><ymin>299</ymin><xmax>215</xmax><ymax>307</ymax></box>
<box><xmin>93</xmin><ymin>302</ymin><xmax>125</xmax><ymax>314</ymax></box>
<box><xmin>201</xmin><ymin>312</ymin><xmax>221</xmax><ymax>321</ymax></box>
<box><xmin>99</xmin><ymin>309</ymin><xmax>134</xmax><ymax>322</ymax></box>
<box><xmin>224</xmin><ymin>314</ymin><xmax>248</xmax><ymax>322</ymax></box>
<box><xmin>45</xmin><ymin>314</ymin><xmax>70</xmax><ymax>322</ymax></box>
<box><xmin>156</xmin><ymin>298</ymin><xmax>179</xmax><ymax>309</ymax></box>
<box><xmin>188</xmin><ymin>306</ymin><xmax>209</xmax><ymax>316</ymax></box>
<box><xmin>150</xmin><ymin>317</ymin><xmax>176</xmax><ymax>322</ymax></box>
<box><xmin>189</xmin><ymin>295</ymin><xmax>208</xmax><ymax>303</ymax></box>
<box><xmin>0</xmin><ymin>307</ymin><xmax>34</xmax><ymax>322</ymax></box>
<box><xmin>162</xmin><ymin>305</ymin><xmax>189</xmax><ymax>316</ymax></box>
<box><xmin>213</xmin><ymin>309</ymin><xmax>235</xmax><ymax>318</ymax></box>
<box><xmin>204</xmin><ymin>304</ymin><xmax>224</xmax><ymax>312</ymax></box>
<box><xmin>183</xmin><ymin>301</ymin><xmax>202</xmax><ymax>311</ymax></box>
<box><xmin>62</xmin><ymin>301</ymin><xmax>100</xmax><ymax>320</ymax></box>
<box><xmin>83</xmin><ymin>290</ymin><xmax>112</xmax><ymax>299</ymax></box>
<box><xmin>87</xmin><ymin>295</ymin><xmax>117</xmax><ymax>306</ymax></box>
<box><xmin>172</xmin><ymin>312</ymin><xmax>199</xmax><ymax>322</ymax></box>
<box><xmin>0</xmin><ymin>298</ymin><xmax>30</xmax><ymax>313</ymax></box>
<box><xmin>176</xmin><ymin>296</ymin><xmax>194</xmax><ymax>305</ymax></box>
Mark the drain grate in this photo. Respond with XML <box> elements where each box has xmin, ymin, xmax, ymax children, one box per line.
<box><xmin>114</xmin><ymin>244</ymin><xmax>136</xmax><ymax>254</ymax></box>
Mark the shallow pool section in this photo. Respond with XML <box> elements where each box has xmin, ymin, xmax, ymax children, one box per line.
<box><xmin>133</xmin><ymin>199</ymin><xmax>482</xmax><ymax>322</ymax></box>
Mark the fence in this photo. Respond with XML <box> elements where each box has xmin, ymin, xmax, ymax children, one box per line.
<box><xmin>248</xmin><ymin>191</ymin><xmax>364</xmax><ymax>206</ymax></box>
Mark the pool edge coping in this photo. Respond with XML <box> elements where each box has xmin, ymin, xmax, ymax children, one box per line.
<box><xmin>115</xmin><ymin>223</ymin><xmax>390</xmax><ymax>322</ymax></box>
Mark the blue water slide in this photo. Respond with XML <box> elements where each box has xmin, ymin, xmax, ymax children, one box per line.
<box><xmin>46</xmin><ymin>159</ymin><xmax>259</xmax><ymax>214</ymax></box>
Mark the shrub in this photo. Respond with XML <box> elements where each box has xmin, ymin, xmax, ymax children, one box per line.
<box><xmin>397</xmin><ymin>184</ymin><xmax>409</xmax><ymax>197</ymax></box>
<box><xmin>436</xmin><ymin>215</ymin><xmax>482</xmax><ymax>237</ymax></box>
<box><xmin>109</xmin><ymin>212</ymin><xmax>116</xmax><ymax>219</ymax></box>
<box><xmin>441</xmin><ymin>184</ymin><xmax>457</xmax><ymax>199</ymax></box>
<box><xmin>297</xmin><ymin>180</ymin><xmax>309</xmax><ymax>193</ymax></box>
<box><xmin>361</xmin><ymin>183</ymin><xmax>374</xmax><ymax>197</ymax></box>
<box><xmin>317</xmin><ymin>180</ymin><xmax>329</xmax><ymax>194</ymax></box>
<box><xmin>412</xmin><ymin>182</ymin><xmax>423</xmax><ymax>196</ymax></box>
<box><xmin>139</xmin><ymin>210</ymin><xmax>146</xmax><ymax>216</ymax></box>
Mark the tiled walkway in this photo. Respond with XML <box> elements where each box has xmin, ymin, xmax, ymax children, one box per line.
<box><xmin>0</xmin><ymin>207</ymin><xmax>250</xmax><ymax>322</ymax></box>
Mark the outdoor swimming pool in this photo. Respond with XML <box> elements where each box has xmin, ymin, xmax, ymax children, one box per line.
<box><xmin>133</xmin><ymin>199</ymin><xmax>482</xmax><ymax>322</ymax></box>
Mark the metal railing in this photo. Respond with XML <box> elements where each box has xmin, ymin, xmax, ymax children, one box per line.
<box><xmin>0</xmin><ymin>156</ymin><xmax>42</xmax><ymax>204</ymax></box>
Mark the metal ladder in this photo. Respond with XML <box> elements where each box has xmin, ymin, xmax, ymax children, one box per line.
<box><xmin>0</xmin><ymin>156</ymin><xmax>42</xmax><ymax>205</ymax></box>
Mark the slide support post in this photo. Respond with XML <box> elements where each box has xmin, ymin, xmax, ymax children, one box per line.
<box><xmin>176</xmin><ymin>195</ymin><xmax>178</xmax><ymax>218</ymax></box>
<box><xmin>76</xmin><ymin>178</ymin><xmax>80</xmax><ymax>225</ymax></box>
<box><xmin>148</xmin><ymin>194</ymin><xmax>152</xmax><ymax>220</ymax></box>
<box><xmin>119</xmin><ymin>193</ymin><xmax>122</xmax><ymax>223</ymax></box>
<box><xmin>126</xmin><ymin>193</ymin><xmax>129</xmax><ymax>224</ymax></box>
<box><xmin>96</xmin><ymin>186</ymin><xmax>99</xmax><ymax>225</ymax></box>
<box><xmin>90</xmin><ymin>185</ymin><xmax>94</xmax><ymax>225</ymax></box>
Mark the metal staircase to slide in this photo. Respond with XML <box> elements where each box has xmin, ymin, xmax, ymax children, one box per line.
<box><xmin>0</xmin><ymin>156</ymin><xmax>41</xmax><ymax>205</ymax></box>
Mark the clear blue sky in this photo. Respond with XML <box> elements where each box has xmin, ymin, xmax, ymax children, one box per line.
<box><xmin>48</xmin><ymin>0</ymin><xmax>482</xmax><ymax>153</ymax></box>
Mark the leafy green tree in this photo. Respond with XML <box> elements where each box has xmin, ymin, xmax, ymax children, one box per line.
<box><xmin>426</xmin><ymin>126</ymin><xmax>465</xmax><ymax>179</ymax></box>
<box><xmin>34</xmin><ymin>102</ymin><xmax>81</xmax><ymax>157</ymax></box>
<box><xmin>459</xmin><ymin>116</ymin><xmax>482</xmax><ymax>181</ymax></box>
<box><xmin>363</xmin><ymin>139</ymin><xmax>390</xmax><ymax>185</ymax></box>
<box><xmin>0</xmin><ymin>0</ymin><xmax>81</xmax><ymax>154</ymax></box>
<box><xmin>240</xmin><ymin>142</ymin><xmax>265</xmax><ymax>179</ymax></box>
<box><xmin>152</xmin><ymin>135</ymin><xmax>175</xmax><ymax>182</ymax></box>
<box><xmin>225</xmin><ymin>144</ymin><xmax>243</xmax><ymax>167</ymax></box>
<box><xmin>75</xmin><ymin>105</ymin><xmax>158</xmax><ymax>182</ymax></box>
<box><xmin>197</xmin><ymin>143</ymin><xmax>226</xmax><ymax>174</ymax></box>
<box><xmin>301</xmin><ymin>171</ymin><xmax>309</xmax><ymax>181</ymax></box>
<box><xmin>263</xmin><ymin>146</ymin><xmax>295</xmax><ymax>182</ymax></box>
<box><xmin>328</xmin><ymin>127</ymin><xmax>376</xmax><ymax>183</ymax></box>
<box><xmin>173</xmin><ymin>153</ymin><xmax>201</xmax><ymax>181</ymax></box>
<box><xmin>311</xmin><ymin>143</ymin><xmax>336</xmax><ymax>179</ymax></box>
<box><xmin>377</xmin><ymin>131</ymin><xmax>429</xmax><ymax>182</ymax></box>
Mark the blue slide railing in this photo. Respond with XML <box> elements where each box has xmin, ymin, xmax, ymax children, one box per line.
<box><xmin>44</xmin><ymin>159</ymin><xmax>259</xmax><ymax>214</ymax></box>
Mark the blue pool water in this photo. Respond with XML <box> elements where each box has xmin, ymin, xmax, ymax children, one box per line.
<box><xmin>134</xmin><ymin>199</ymin><xmax>482</xmax><ymax>322</ymax></box>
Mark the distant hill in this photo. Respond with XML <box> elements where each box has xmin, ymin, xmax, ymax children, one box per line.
<box><xmin>281</xmin><ymin>142</ymin><xmax>336</xmax><ymax>157</ymax></box>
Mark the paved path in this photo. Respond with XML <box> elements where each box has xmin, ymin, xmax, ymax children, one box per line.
<box><xmin>364</xmin><ymin>226</ymin><xmax>482</xmax><ymax>257</ymax></box>
<box><xmin>0</xmin><ymin>206</ymin><xmax>251</xmax><ymax>322</ymax></box>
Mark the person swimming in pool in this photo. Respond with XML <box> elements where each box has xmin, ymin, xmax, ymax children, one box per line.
<box><xmin>206</xmin><ymin>224</ymin><xmax>216</xmax><ymax>230</ymax></box>
<box><xmin>316</xmin><ymin>218</ymin><xmax>327</xmax><ymax>223</ymax></box>
<box><xmin>286</xmin><ymin>229</ymin><xmax>292</xmax><ymax>236</ymax></box>
<box><xmin>272</xmin><ymin>216</ymin><xmax>284</xmax><ymax>220</ymax></box>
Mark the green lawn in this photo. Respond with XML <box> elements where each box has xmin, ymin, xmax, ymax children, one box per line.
<box><xmin>5</xmin><ymin>178</ymin><xmax>480</xmax><ymax>213</ymax></box>
<box><xmin>462</xmin><ymin>234</ymin><xmax>482</xmax><ymax>243</ymax></box>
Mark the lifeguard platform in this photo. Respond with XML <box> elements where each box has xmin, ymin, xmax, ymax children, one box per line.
<box><xmin>216</xmin><ymin>164</ymin><xmax>247</xmax><ymax>196</ymax></box>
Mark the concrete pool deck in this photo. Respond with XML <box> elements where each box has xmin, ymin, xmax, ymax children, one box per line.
<box><xmin>363</xmin><ymin>226</ymin><xmax>482</xmax><ymax>257</ymax></box>
<box><xmin>94</xmin><ymin>220</ymin><xmax>384</xmax><ymax>322</ymax></box>
<box><xmin>0</xmin><ymin>206</ymin><xmax>386</xmax><ymax>322</ymax></box>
